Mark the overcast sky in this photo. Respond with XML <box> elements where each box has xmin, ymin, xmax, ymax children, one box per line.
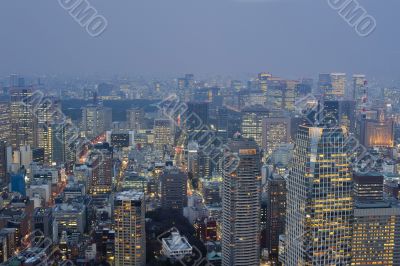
<box><xmin>0</xmin><ymin>0</ymin><xmax>399</xmax><ymax>80</ymax></box>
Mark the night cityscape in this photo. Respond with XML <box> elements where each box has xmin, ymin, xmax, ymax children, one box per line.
<box><xmin>0</xmin><ymin>1</ymin><xmax>399</xmax><ymax>265</ymax></box>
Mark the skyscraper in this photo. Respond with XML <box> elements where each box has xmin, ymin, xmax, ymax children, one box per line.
<box><xmin>153</xmin><ymin>119</ymin><xmax>173</xmax><ymax>151</ymax></box>
<box><xmin>160</xmin><ymin>166</ymin><xmax>187</xmax><ymax>213</ymax></box>
<box><xmin>265</xmin><ymin>173</ymin><xmax>287</xmax><ymax>262</ymax></box>
<box><xmin>127</xmin><ymin>107</ymin><xmax>145</xmax><ymax>131</ymax></box>
<box><xmin>0</xmin><ymin>102</ymin><xmax>10</xmax><ymax>143</ymax></box>
<box><xmin>328</xmin><ymin>73</ymin><xmax>346</xmax><ymax>100</ymax></box>
<box><xmin>241</xmin><ymin>105</ymin><xmax>270</xmax><ymax>147</ymax></box>
<box><xmin>88</xmin><ymin>143</ymin><xmax>113</xmax><ymax>195</ymax></box>
<box><xmin>82</xmin><ymin>104</ymin><xmax>112</xmax><ymax>139</ymax></box>
<box><xmin>10</xmin><ymin>87</ymin><xmax>35</xmax><ymax>148</ymax></box>
<box><xmin>353</xmin><ymin>172</ymin><xmax>384</xmax><ymax>202</ymax></box>
<box><xmin>262</xmin><ymin>114</ymin><xmax>291</xmax><ymax>155</ymax></box>
<box><xmin>114</xmin><ymin>190</ymin><xmax>146</xmax><ymax>266</ymax></box>
<box><xmin>284</xmin><ymin>124</ymin><xmax>353</xmax><ymax>265</ymax></box>
<box><xmin>222</xmin><ymin>136</ymin><xmax>261</xmax><ymax>266</ymax></box>
<box><xmin>352</xmin><ymin>74</ymin><xmax>367</xmax><ymax>111</ymax></box>
<box><xmin>351</xmin><ymin>201</ymin><xmax>400</xmax><ymax>265</ymax></box>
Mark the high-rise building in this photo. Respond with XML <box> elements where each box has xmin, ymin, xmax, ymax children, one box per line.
<box><xmin>160</xmin><ymin>166</ymin><xmax>187</xmax><ymax>213</ymax></box>
<box><xmin>0</xmin><ymin>102</ymin><xmax>10</xmax><ymax>143</ymax></box>
<box><xmin>353</xmin><ymin>172</ymin><xmax>384</xmax><ymax>202</ymax></box>
<box><xmin>114</xmin><ymin>190</ymin><xmax>146</xmax><ymax>266</ymax></box>
<box><xmin>351</xmin><ymin>201</ymin><xmax>400</xmax><ymax>265</ymax></box>
<box><xmin>222</xmin><ymin>137</ymin><xmax>261</xmax><ymax>266</ymax></box>
<box><xmin>284</xmin><ymin>124</ymin><xmax>353</xmax><ymax>265</ymax></box>
<box><xmin>357</xmin><ymin>111</ymin><xmax>394</xmax><ymax>148</ymax></box>
<box><xmin>262</xmin><ymin>114</ymin><xmax>291</xmax><ymax>155</ymax></box>
<box><xmin>352</xmin><ymin>74</ymin><xmax>367</xmax><ymax>111</ymax></box>
<box><xmin>258</xmin><ymin>72</ymin><xmax>272</xmax><ymax>93</ymax></box>
<box><xmin>10</xmin><ymin>87</ymin><xmax>35</xmax><ymax>148</ymax></box>
<box><xmin>328</xmin><ymin>73</ymin><xmax>346</xmax><ymax>100</ymax></box>
<box><xmin>0</xmin><ymin>141</ymin><xmax>7</xmax><ymax>186</ymax></box>
<box><xmin>153</xmin><ymin>119</ymin><xmax>173</xmax><ymax>151</ymax></box>
<box><xmin>82</xmin><ymin>104</ymin><xmax>112</xmax><ymax>139</ymax></box>
<box><xmin>265</xmin><ymin>173</ymin><xmax>287</xmax><ymax>262</ymax></box>
<box><xmin>186</xmin><ymin>102</ymin><xmax>209</xmax><ymax>143</ymax></box>
<box><xmin>127</xmin><ymin>108</ymin><xmax>145</xmax><ymax>131</ymax></box>
<box><xmin>241</xmin><ymin>105</ymin><xmax>270</xmax><ymax>147</ymax></box>
<box><xmin>318</xmin><ymin>73</ymin><xmax>332</xmax><ymax>97</ymax></box>
<box><xmin>88</xmin><ymin>143</ymin><xmax>113</xmax><ymax>195</ymax></box>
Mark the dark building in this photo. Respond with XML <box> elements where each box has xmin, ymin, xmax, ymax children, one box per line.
<box><xmin>0</xmin><ymin>141</ymin><xmax>8</xmax><ymax>186</ymax></box>
<box><xmin>323</xmin><ymin>100</ymin><xmax>356</xmax><ymax>131</ymax></box>
<box><xmin>89</xmin><ymin>143</ymin><xmax>113</xmax><ymax>194</ymax></box>
<box><xmin>33</xmin><ymin>208</ymin><xmax>53</xmax><ymax>239</ymax></box>
<box><xmin>265</xmin><ymin>173</ymin><xmax>287</xmax><ymax>262</ymax></box>
<box><xmin>32</xmin><ymin>148</ymin><xmax>45</xmax><ymax>164</ymax></box>
<box><xmin>160</xmin><ymin>167</ymin><xmax>187</xmax><ymax>213</ymax></box>
<box><xmin>353</xmin><ymin>172</ymin><xmax>384</xmax><ymax>202</ymax></box>
<box><xmin>186</xmin><ymin>101</ymin><xmax>209</xmax><ymax>128</ymax></box>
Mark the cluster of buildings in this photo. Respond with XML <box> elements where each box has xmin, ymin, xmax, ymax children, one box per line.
<box><xmin>0</xmin><ymin>72</ymin><xmax>399</xmax><ymax>265</ymax></box>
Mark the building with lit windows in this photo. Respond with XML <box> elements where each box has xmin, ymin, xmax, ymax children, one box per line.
<box><xmin>10</xmin><ymin>87</ymin><xmax>35</xmax><ymax>148</ymax></box>
<box><xmin>328</xmin><ymin>73</ymin><xmax>346</xmax><ymax>100</ymax></box>
<box><xmin>262</xmin><ymin>115</ymin><xmax>291</xmax><ymax>155</ymax></box>
<box><xmin>153</xmin><ymin>119</ymin><xmax>173</xmax><ymax>151</ymax></box>
<box><xmin>114</xmin><ymin>190</ymin><xmax>145</xmax><ymax>266</ymax></box>
<box><xmin>126</xmin><ymin>108</ymin><xmax>145</xmax><ymax>131</ymax></box>
<box><xmin>351</xmin><ymin>201</ymin><xmax>400</xmax><ymax>265</ymax></box>
<box><xmin>160</xmin><ymin>167</ymin><xmax>187</xmax><ymax>213</ymax></box>
<box><xmin>353</xmin><ymin>172</ymin><xmax>384</xmax><ymax>202</ymax></box>
<box><xmin>222</xmin><ymin>136</ymin><xmax>261</xmax><ymax>266</ymax></box>
<box><xmin>88</xmin><ymin>143</ymin><xmax>113</xmax><ymax>195</ymax></box>
<box><xmin>241</xmin><ymin>105</ymin><xmax>270</xmax><ymax>147</ymax></box>
<box><xmin>284</xmin><ymin>124</ymin><xmax>353</xmax><ymax>265</ymax></box>
<box><xmin>352</xmin><ymin>74</ymin><xmax>367</xmax><ymax>112</ymax></box>
<box><xmin>265</xmin><ymin>173</ymin><xmax>286</xmax><ymax>262</ymax></box>
<box><xmin>0</xmin><ymin>102</ymin><xmax>10</xmax><ymax>143</ymax></box>
<box><xmin>82</xmin><ymin>104</ymin><xmax>112</xmax><ymax>139</ymax></box>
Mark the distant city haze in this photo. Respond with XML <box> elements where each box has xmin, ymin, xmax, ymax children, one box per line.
<box><xmin>0</xmin><ymin>0</ymin><xmax>399</xmax><ymax>81</ymax></box>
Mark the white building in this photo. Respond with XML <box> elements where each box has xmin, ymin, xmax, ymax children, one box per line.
<box><xmin>162</xmin><ymin>231</ymin><xmax>192</xmax><ymax>259</ymax></box>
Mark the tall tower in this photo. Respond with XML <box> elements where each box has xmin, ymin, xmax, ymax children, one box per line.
<box><xmin>160</xmin><ymin>166</ymin><xmax>187</xmax><ymax>213</ymax></box>
<box><xmin>284</xmin><ymin>124</ymin><xmax>353</xmax><ymax>265</ymax></box>
<box><xmin>114</xmin><ymin>190</ymin><xmax>146</xmax><ymax>266</ymax></box>
<box><xmin>222</xmin><ymin>137</ymin><xmax>261</xmax><ymax>266</ymax></box>
<box><xmin>82</xmin><ymin>104</ymin><xmax>112</xmax><ymax>139</ymax></box>
<box><xmin>153</xmin><ymin>119</ymin><xmax>173</xmax><ymax>151</ymax></box>
<box><xmin>10</xmin><ymin>87</ymin><xmax>35</xmax><ymax>148</ymax></box>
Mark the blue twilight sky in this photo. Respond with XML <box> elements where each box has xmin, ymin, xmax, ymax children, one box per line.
<box><xmin>0</xmin><ymin>0</ymin><xmax>399</xmax><ymax>81</ymax></box>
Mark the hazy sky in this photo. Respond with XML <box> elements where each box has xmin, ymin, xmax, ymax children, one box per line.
<box><xmin>0</xmin><ymin>0</ymin><xmax>399</xmax><ymax>80</ymax></box>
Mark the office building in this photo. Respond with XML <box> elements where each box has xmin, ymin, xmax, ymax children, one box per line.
<box><xmin>0</xmin><ymin>102</ymin><xmax>10</xmax><ymax>142</ymax></box>
<box><xmin>88</xmin><ymin>143</ymin><xmax>113</xmax><ymax>195</ymax></box>
<box><xmin>353</xmin><ymin>172</ymin><xmax>384</xmax><ymax>202</ymax></box>
<box><xmin>352</xmin><ymin>74</ymin><xmax>367</xmax><ymax>111</ymax></box>
<box><xmin>127</xmin><ymin>108</ymin><xmax>145</xmax><ymax>131</ymax></box>
<box><xmin>284</xmin><ymin>124</ymin><xmax>353</xmax><ymax>265</ymax></box>
<box><xmin>327</xmin><ymin>73</ymin><xmax>346</xmax><ymax>100</ymax></box>
<box><xmin>357</xmin><ymin>111</ymin><xmax>394</xmax><ymax>148</ymax></box>
<box><xmin>160</xmin><ymin>167</ymin><xmax>187</xmax><ymax>213</ymax></box>
<box><xmin>222</xmin><ymin>137</ymin><xmax>261</xmax><ymax>266</ymax></box>
<box><xmin>265</xmin><ymin>173</ymin><xmax>286</xmax><ymax>262</ymax></box>
<box><xmin>0</xmin><ymin>141</ymin><xmax>8</xmax><ymax>186</ymax></box>
<box><xmin>10</xmin><ymin>87</ymin><xmax>35</xmax><ymax>148</ymax></box>
<box><xmin>351</xmin><ymin>201</ymin><xmax>400</xmax><ymax>265</ymax></box>
<box><xmin>82</xmin><ymin>104</ymin><xmax>112</xmax><ymax>139</ymax></box>
<box><xmin>153</xmin><ymin>119</ymin><xmax>173</xmax><ymax>151</ymax></box>
<box><xmin>114</xmin><ymin>190</ymin><xmax>146</xmax><ymax>266</ymax></box>
<box><xmin>241</xmin><ymin>105</ymin><xmax>270</xmax><ymax>147</ymax></box>
<box><xmin>262</xmin><ymin>115</ymin><xmax>291</xmax><ymax>155</ymax></box>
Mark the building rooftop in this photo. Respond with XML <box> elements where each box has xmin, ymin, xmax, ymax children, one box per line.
<box><xmin>162</xmin><ymin>231</ymin><xmax>192</xmax><ymax>252</ymax></box>
<box><xmin>115</xmin><ymin>190</ymin><xmax>144</xmax><ymax>201</ymax></box>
